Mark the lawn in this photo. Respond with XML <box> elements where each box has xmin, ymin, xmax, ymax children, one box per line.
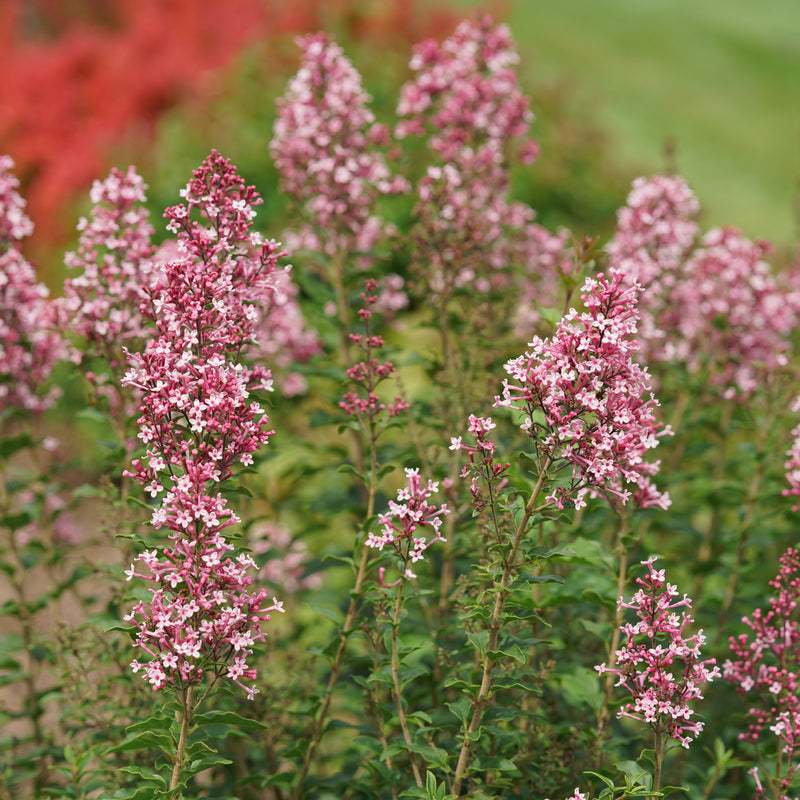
<box><xmin>499</xmin><ymin>0</ymin><xmax>800</xmax><ymax>246</ymax></box>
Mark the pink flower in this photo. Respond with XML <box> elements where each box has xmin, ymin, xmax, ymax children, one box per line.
<box><xmin>61</xmin><ymin>165</ymin><xmax>158</xmax><ymax>358</ymax></box>
<box><xmin>0</xmin><ymin>156</ymin><xmax>65</xmax><ymax>413</ymax></box>
<box><xmin>339</xmin><ymin>280</ymin><xmax>409</xmax><ymax>426</ymax></box>
<box><xmin>366</xmin><ymin>468</ymin><xmax>449</xmax><ymax>581</ymax></box>
<box><xmin>271</xmin><ymin>33</ymin><xmax>408</xmax><ymax>260</ymax></box>
<box><xmin>495</xmin><ymin>270</ymin><xmax>670</xmax><ymax>511</ymax></box>
<box><xmin>596</xmin><ymin>557</ymin><xmax>720</xmax><ymax>748</ymax></box>
<box><xmin>397</xmin><ymin>16</ymin><xmax>540</xmax><ymax>300</ymax></box>
<box><xmin>723</xmin><ymin>547</ymin><xmax>800</xmax><ymax>791</ymax></box>
<box><xmin>610</xmin><ymin>175</ymin><xmax>796</xmax><ymax>398</ymax></box>
<box><xmin>122</xmin><ymin>150</ymin><xmax>286</xmax><ymax>697</ymax></box>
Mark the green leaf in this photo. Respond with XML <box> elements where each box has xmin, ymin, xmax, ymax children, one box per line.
<box><xmin>306</xmin><ymin>603</ymin><xmax>343</xmax><ymax>625</ymax></box>
<box><xmin>105</xmin><ymin>729</ymin><xmax>173</xmax><ymax>754</ymax></box>
<box><xmin>488</xmin><ymin>643</ymin><xmax>527</xmax><ymax>664</ymax></box>
<box><xmin>0</xmin><ymin>431</ymin><xmax>33</xmax><ymax>458</ymax></box>
<box><xmin>446</xmin><ymin>696</ymin><xmax>472</xmax><ymax>725</ymax></box>
<box><xmin>184</xmin><ymin>755</ymin><xmax>234</xmax><ymax>776</ymax></box>
<box><xmin>404</xmin><ymin>742</ymin><xmax>449</xmax><ymax>770</ymax></box>
<box><xmin>117</xmin><ymin>765</ymin><xmax>167</xmax><ymax>788</ymax></box>
<box><xmin>192</xmin><ymin>710</ymin><xmax>268</xmax><ymax>731</ymax></box>
<box><xmin>125</xmin><ymin>714</ymin><xmax>173</xmax><ymax>733</ymax></box>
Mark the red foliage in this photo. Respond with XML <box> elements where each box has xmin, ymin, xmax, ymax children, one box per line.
<box><xmin>0</xmin><ymin>0</ymin><xmax>466</xmax><ymax>251</ymax></box>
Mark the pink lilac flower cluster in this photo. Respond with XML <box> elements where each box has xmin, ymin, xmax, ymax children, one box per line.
<box><xmin>271</xmin><ymin>32</ymin><xmax>408</xmax><ymax>260</ymax></box>
<box><xmin>596</xmin><ymin>557</ymin><xmax>720</xmax><ymax>749</ymax></box>
<box><xmin>396</xmin><ymin>15</ymin><xmax>537</xmax><ymax>164</ymax></box>
<box><xmin>723</xmin><ymin>547</ymin><xmax>800</xmax><ymax>795</ymax></box>
<box><xmin>609</xmin><ymin>174</ymin><xmax>796</xmax><ymax>398</ymax></box>
<box><xmin>0</xmin><ymin>154</ymin><xmax>34</xmax><ymax>244</ymax></box>
<box><xmin>0</xmin><ymin>156</ymin><xmax>65</xmax><ymax>413</ymax></box>
<box><xmin>60</xmin><ymin>166</ymin><xmax>159</xmax><ymax>418</ymax></box>
<box><xmin>339</xmin><ymin>279</ymin><xmax>409</xmax><ymax>425</ymax></box>
<box><xmin>449</xmin><ymin>415</ymin><xmax>509</xmax><ymax>513</ymax></box>
<box><xmin>366</xmin><ymin>467</ymin><xmax>450</xmax><ymax>581</ymax></box>
<box><xmin>496</xmin><ymin>270</ymin><xmax>670</xmax><ymax>511</ymax></box>
<box><xmin>397</xmin><ymin>16</ymin><xmax>543</xmax><ymax>298</ymax></box>
<box><xmin>61</xmin><ymin>165</ymin><xmax>157</xmax><ymax>354</ymax></box>
<box><xmin>121</xmin><ymin>151</ymin><xmax>285</xmax><ymax>698</ymax></box>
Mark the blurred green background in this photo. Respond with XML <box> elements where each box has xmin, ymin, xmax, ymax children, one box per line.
<box><xmin>498</xmin><ymin>0</ymin><xmax>800</xmax><ymax>246</ymax></box>
<box><xmin>3</xmin><ymin>0</ymin><xmax>799</xmax><ymax>258</ymax></box>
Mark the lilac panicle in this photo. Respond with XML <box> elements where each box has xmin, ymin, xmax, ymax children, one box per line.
<box><xmin>495</xmin><ymin>269</ymin><xmax>670</xmax><ymax>511</ymax></box>
<box><xmin>271</xmin><ymin>32</ymin><xmax>408</xmax><ymax>259</ymax></box>
<box><xmin>396</xmin><ymin>14</ymin><xmax>537</xmax><ymax>164</ymax></box>
<box><xmin>0</xmin><ymin>154</ymin><xmax>34</xmax><ymax>245</ymax></box>
<box><xmin>366</xmin><ymin>468</ymin><xmax>449</xmax><ymax>581</ymax></box>
<box><xmin>596</xmin><ymin>557</ymin><xmax>720</xmax><ymax>749</ymax></box>
<box><xmin>397</xmin><ymin>16</ymin><xmax>541</xmax><ymax>298</ymax></box>
<box><xmin>723</xmin><ymin>547</ymin><xmax>800</xmax><ymax>795</ymax></box>
<box><xmin>0</xmin><ymin>155</ymin><xmax>65</xmax><ymax>414</ymax></box>
<box><xmin>62</xmin><ymin>165</ymin><xmax>158</xmax><ymax>360</ymax></box>
<box><xmin>610</xmin><ymin>175</ymin><xmax>796</xmax><ymax>399</ymax></box>
<box><xmin>121</xmin><ymin>151</ymin><xmax>285</xmax><ymax>699</ymax></box>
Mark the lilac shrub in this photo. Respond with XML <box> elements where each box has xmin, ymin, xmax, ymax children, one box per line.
<box><xmin>609</xmin><ymin>174</ymin><xmax>796</xmax><ymax>400</ymax></box>
<box><xmin>496</xmin><ymin>269</ymin><xmax>670</xmax><ymax>512</ymax></box>
<box><xmin>0</xmin><ymin>156</ymin><xmax>64</xmax><ymax>414</ymax></box>
<box><xmin>2</xmin><ymin>12</ymin><xmax>799</xmax><ymax>800</ymax></box>
<box><xmin>271</xmin><ymin>32</ymin><xmax>408</xmax><ymax>261</ymax></box>
<box><xmin>120</xmin><ymin>150</ymin><xmax>286</xmax><ymax>789</ymax></box>
<box><xmin>724</xmin><ymin>547</ymin><xmax>800</xmax><ymax>799</ymax></box>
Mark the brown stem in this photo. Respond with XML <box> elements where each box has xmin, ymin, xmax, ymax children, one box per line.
<box><xmin>291</xmin><ymin>425</ymin><xmax>379</xmax><ymax>800</ymax></box>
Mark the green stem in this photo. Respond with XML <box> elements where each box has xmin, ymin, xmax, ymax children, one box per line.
<box><xmin>652</xmin><ymin>729</ymin><xmax>665</xmax><ymax>799</ymax></box>
<box><xmin>451</xmin><ymin>459</ymin><xmax>553</xmax><ymax>796</ymax></box>
<box><xmin>169</xmin><ymin>686</ymin><xmax>194</xmax><ymax>794</ymax></box>
<box><xmin>390</xmin><ymin>582</ymin><xmax>423</xmax><ymax>787</ymax></box>
<box><xmin>596</xmin><ymin>532</ymin><xmax>629</xmax><ymax>754</ymax></box>
<box><xmin>291</xmin><ymin>432</ymin><xmax>379</xmax><ymax>800</ymax></box>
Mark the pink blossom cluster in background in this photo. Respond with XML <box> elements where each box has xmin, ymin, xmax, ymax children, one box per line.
<box><xmin>61</xmin><ymin>166</ymin><xmax>158</xmax><ymax>358</ymax></box>
<box><xmin>367</xmin><ymin>467</ymin><xmax>449</xmax><ymax>581</ymax></box>
<box><xmin>271</xmin><ymin>32</ymin><xmax>408</xmax><ymax>260</ymax></box>
<box><xmin>252</xmin><ymin>267</ymin><xmax>320</xmax><ymax>397</ymax></box>
<box><xmin>397</xmin><ymin>15</ymin><xmax>546</xmax><ymax>298</ymax></box>
<box><xmin>512</xmin><ymin>224</ymin><xmax>575</xmax><ymax>336</ymax></box>
<box><xmin>783</xmin><ymin>398</ymin><xmax>800</xmax><ymax>509</ymax></box>
<box><xmin>496</xmin><ymin>270</ymin><xmax>670</xmax><ymax>511</ymax></box>
<box><xmin>596</xmin><ymin>557</ymin><xmax>720</xmax><ymax>749</ymax></box>
<box><xmin>396</xmin><ymin>15</ymin><xmax>536</xmax><ymax>163</ymax></box>
<box><xmin>609</xmin><ymin>174</ymin><xmax>797</xmax><ymax>399</ymax></box>
<box><xmin>122</xmin><ymin>151</ymin><xmax>285</xmax><ymax>698</ymax></box>
<box><xmin>249</xmin><ymin>521</ymin><xmax>322</xmax><ymax>594</ymax></box>
<box><xmin>0</xmin><ymin>156</ymin><xmax>64</xmax><ymax>413</ymax></box>
<box><xmin>724</xmin><ymin>547</ymin><xmax>800</xmax><ymax>795</ymax></box>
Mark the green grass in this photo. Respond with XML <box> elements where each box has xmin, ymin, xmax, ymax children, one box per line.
<box><xmin>501</xmin><ymin>0</ymin><xmax>800</xmax><ymax>246</ymax></box>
